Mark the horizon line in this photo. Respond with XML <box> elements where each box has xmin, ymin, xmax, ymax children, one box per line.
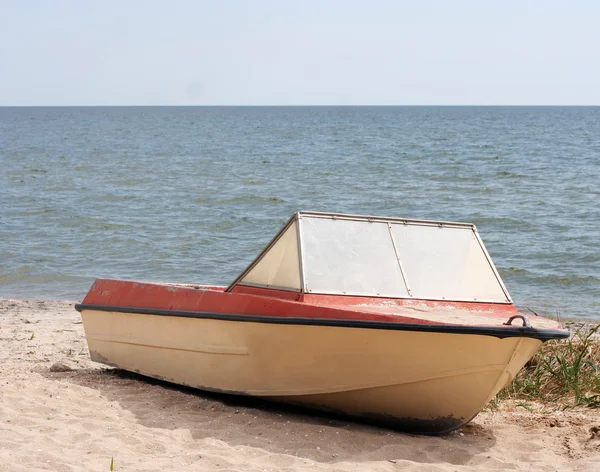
<box><xmin>1</xmin><ymin>104</ymin><xmax>599</xmax><ymax>108</ymax></box>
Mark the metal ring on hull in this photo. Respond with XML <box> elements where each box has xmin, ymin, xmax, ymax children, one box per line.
<box><xmin>503</xmin><ymin>314</ymin><xmax>532</xmax><ymax>328</ymax></box>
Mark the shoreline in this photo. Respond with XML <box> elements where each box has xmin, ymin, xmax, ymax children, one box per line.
<box><xmin>1</xmin><ymin>297</ymin><xmax>599</xmax><ymax>471</ymax></box>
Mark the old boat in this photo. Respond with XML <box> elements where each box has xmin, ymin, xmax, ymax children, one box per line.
<box><xmin>76</xmin><ymin>211</ymin><xmax>568</xmax><ymax>433</ymax></box>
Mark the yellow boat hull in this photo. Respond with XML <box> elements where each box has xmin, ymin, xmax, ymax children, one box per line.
<box><xmin>80</xmin><ymin>308</ymin><xmax>541</xmax><ymax>433</ymax></box>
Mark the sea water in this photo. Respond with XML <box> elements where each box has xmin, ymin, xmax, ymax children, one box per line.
<box><xmin>0</xmin><ymin>106</ymin><xmax>598</xmax><ymax>319</ymax></box>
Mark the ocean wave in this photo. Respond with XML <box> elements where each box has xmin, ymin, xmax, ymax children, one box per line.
<box><xmin>495</xmin><ymin>171</ymin><xmax>525</xmax><ymax>178</ymax></box>
<box><xmin>532</xmin><ymin>274</ymin><xmax>599</xmax><ymax>286</ymax></box>
<box><xmin>96</xmin><ymin>194</ymin><xmax>137</xmax><ymax>202</ymax></box>
<box><xmin>470</xmin><ymin>217</ymin><xmax>534</xmax><ymax>229</ymax></box>
<box><xmin>196</xmin><ymin>196</ymin><xmax>285</xmax><ymax>205</ymax></box>
<box><xmin>500</xmin><ymin>267</ymin><xmax>532</xmax><ymax>275</ymax></box>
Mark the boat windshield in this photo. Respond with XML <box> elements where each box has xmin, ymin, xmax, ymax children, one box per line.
<box><xmin>227</xmin><ymin>212</ymin><xmax>511</xmax><ymax>304</ymax></box>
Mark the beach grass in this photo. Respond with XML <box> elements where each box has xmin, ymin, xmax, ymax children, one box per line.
<box><xmin>497</xmin><ymin>323</ymin><xmax>600</xmax><ymax>408</ymax></box>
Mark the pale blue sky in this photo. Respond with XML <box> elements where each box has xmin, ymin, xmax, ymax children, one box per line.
<box><xmin>1</xmin><ymin>0</ymin><xmax>599</xmax><ymax>105</ymax></box>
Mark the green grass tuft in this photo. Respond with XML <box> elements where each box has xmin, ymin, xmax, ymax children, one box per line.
<box><xmin>498</xmin><ymin>323</ymin><xmax>600</xmax><ymax>408</ymax></box>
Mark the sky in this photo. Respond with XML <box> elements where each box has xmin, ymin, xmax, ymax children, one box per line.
<box><xmin>1</xmin><ymin>0</ymin><xmax>599</xmax><ymax>106</ymax></box>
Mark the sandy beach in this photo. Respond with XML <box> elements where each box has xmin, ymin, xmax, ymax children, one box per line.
<box><xmin>1</xmin><ymin>298</ymin><xmax>599</xmax><ymax>472</ymax></box>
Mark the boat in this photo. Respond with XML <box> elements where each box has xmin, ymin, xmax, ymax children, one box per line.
<box><xmin>76</xmin><ymin>211</ymin><xmax>569</xmax><ymax>434</ymax></box>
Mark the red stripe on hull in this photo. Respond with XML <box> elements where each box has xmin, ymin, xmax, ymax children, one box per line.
<box><xmin>83</xmin><ymin>279</ymin><xmax>520</xmax><ymax>327</ymax></box>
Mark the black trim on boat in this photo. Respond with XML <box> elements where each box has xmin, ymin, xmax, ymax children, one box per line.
<box><xmin>74</xmin><ymin>304</ymin><xmax>570</xmax><ymax>342</ymax></box>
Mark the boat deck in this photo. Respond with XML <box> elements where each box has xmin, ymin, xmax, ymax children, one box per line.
<box><xmin>81</xmin><ymin>279</ymin><xmax>561</xmax><ymax>332</ymax></box>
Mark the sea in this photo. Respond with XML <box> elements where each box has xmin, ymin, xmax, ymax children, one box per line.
<box><xmin>0</xmin><ymin>106</ymin><xmax>598</xmax><ymax>319</ymax></box>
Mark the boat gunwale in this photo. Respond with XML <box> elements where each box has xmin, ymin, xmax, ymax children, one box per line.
<box><xmin>75</xmin><ymin>303</ymin><xmax>569</xmax><ymax>342</ymax></box>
